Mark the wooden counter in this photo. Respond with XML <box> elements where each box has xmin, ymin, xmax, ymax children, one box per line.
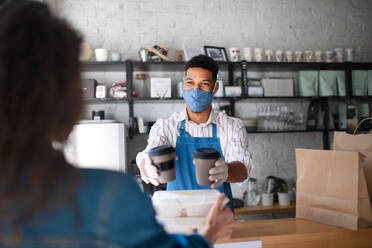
<box><xmin>235</xmin><ymin>203</ymin><xmax>295</xmax><ymax>215</ymax></box>
<box><xmin>220</xmin><ymin>218</ymin><xmax>372</xmax><ymax>248</ymax></box>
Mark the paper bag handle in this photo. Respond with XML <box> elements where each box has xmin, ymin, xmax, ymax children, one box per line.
<box><xmin>352</xmin><ymin>117</ymin><xmax>372</xmax><ymax>135</ymax></box>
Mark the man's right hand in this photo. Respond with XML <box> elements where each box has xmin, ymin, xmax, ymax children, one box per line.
<box><xmin>139</xmin><ymin>155</ymin><xmax>160</xmax><ymax>186</ymax></box>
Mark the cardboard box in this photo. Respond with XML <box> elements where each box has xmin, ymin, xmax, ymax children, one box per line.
<box><xmin>261</xmin><ymin>78</ymin><xmax>294</xmax><ymax>97</ymax></box>
<box><xmin>81</xmin><ymin>79</ymin><xmax>98</xmax><ymax>99</ymax></box>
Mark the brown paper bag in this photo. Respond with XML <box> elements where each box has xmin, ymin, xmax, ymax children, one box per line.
<box><xmin>334</xmin><ymin>131</ymin><xmax>372</xmax><ymax>206</ymax></box>
<box><xmin>295</xmin><ymin>149</ymin><xmax>372</xmax><ymax>230</ymax></box>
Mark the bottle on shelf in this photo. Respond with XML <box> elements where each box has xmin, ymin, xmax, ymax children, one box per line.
<box><xmin>240</xmin><ymin>61</ymin><xmax>248</xmax><ymax>97</ymax></box>
<box><xmin>306</xmin><ymin>101</ymin><xmax>319</xmax><ymax>130</ymax></box>
<box><xmin>134</xmin><ymin>73</ymin><xmax>148</xmax><ymax>98</ymax></box>
<box><xmin>346</xmin><ymin>102</ymin><xmax>357</xmax><ymax>132</ymax></box>
<box><xmin>215</xmin><ymin>72</ymin><xmax>224</xmax><ymax>97</ymax></box>
<box><xmin>244</xmin><ymin>178</ymin><xmax>260</xmax><ymax>206</ymax></box>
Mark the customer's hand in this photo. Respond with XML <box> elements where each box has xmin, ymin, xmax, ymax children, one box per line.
<box><xmin>209</xmin><ymin>158</ymin><xmax>228</xmax><ymax>188</ymax></box>
<box><xmin>139</xmin><ymin>155</ymin><xmax>160</xmax><ymax>186</ymax></box>
<box><xmin>200</xmin><ymin>194</ymin><xmax>235</xmax><ymax>244</ymax></box>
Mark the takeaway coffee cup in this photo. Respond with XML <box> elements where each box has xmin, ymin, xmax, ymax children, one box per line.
<box><xmin>149</xmin><ymin>145</ymin><xmax>176</xmax><ymax>183</ymax></box>
<box><xmin>193</xmin><ymin>148</ymin><xmax>220</xmax><ymax>186</ymax></box>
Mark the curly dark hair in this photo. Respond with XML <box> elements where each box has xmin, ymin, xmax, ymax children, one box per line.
<box><xmin>0</xmin><ymin>0</ymin><xmax>83</xmax><ymax>240</ymax></box>
<box><xmin>185</xmin><ymin>55</ymin><xmax>219</xmax><ymax>81</ymax></box>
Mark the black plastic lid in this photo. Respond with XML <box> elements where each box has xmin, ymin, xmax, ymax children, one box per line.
<box><xmin>248</xmin><ymin>177</ymin><xmax>257</xmax><ymax>183</ymax></box>
<box><xmin>192</xmin><ymin>148</ymin><xmax>220</xmax><ymax>159</ymax></box>
<box><xmin>149</xmin><ymin>145</ymin><xmax>175</xmax><ymax>157</ymax></box>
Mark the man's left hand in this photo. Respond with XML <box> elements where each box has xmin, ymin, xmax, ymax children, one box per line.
<box><xmin>209</xmin><ymin>158</ymin><xmax>228</xmax><ymax>188</ymax></box>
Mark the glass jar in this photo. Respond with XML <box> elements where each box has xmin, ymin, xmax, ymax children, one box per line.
<box><xmin>244</xmin><ymin>178</ymin><xmax>260</xmax><ymax>206</ymax></box>
<box><xmin>134</xmin><ymin>73</ymin><xmax>148</xmax><ymax>98</ymax></box>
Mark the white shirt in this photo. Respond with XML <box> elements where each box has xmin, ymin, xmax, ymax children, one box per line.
<box><xmin>136</xmin><ymin>108</ymin><xmax>253</xmax><ymax>175</ymax></box>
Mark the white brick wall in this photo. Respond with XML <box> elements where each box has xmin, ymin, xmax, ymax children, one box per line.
<box><xmin>56</xmin><ymin>0</ymin><xmax>371</xmax><ymax>197</ymax></box>
<box><xmin>57</xmin><ymin>0</ymin><xmax>372</xmax><ymax>61</ymax></box>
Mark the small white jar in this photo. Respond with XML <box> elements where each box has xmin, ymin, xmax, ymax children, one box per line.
<box><xmin>315</xmin><ymin>51</ymin><xmax>323</xmax><ymax>62</ymax></box>
<box><xmin>275</xmin><ymin>50</ymin><xmax>284</xmax><ymax>62</ymax></box>
<box><xmin>285</xmin><ymin>51</ymin><xmax>294</xmax><ymax>62</ymax></box>
<box><xmin>265</xmin><ymin>49</ymin><xmax>274</xmax><ymax>62</ymax></box>
<box><xmin>294</xmin><ymin>51</ymin><xmax>303</xmax><ymax>62</ymax></box>
<box><xmin>243</xmin><ymin>47</ymin><xmax>253</xmax><ymax>61</ymax></box>
<box><xmin>261</xmin><ymin>192</ymin><xmax>274</xmax><ymax>206</ymax></box>
<box><xmin>254</xmin><ymin>48</ymin><xmax>264</xmax><ymax>62</ymax></box>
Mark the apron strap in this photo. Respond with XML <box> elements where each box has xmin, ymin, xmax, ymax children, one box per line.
<box><xmin>179</xmin><ymin>120</ymin><xmax>192</xmax><ymax>137</ymax></box>
<box><xmin>212</xmin><ymin>123</ymin><xmax>217</xmax><ymax>138</ymax></box>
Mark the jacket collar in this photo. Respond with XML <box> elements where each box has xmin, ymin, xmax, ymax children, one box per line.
<box><xmin>179</xmin><ymin>106</ymin><xmax>217</xmax><ymax>127</ymax></box>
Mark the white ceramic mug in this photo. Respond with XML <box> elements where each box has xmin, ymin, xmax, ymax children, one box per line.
<box><xmin>265</xmin><ymin>49</ymin><xmax>274</xmax><ymax>62</ymax></box>
<box><xmin>345</xmin><ymin>48</ymin><xmax>354</xmax><ymax>62</ymax></box>
<box><xmin>275</xmin><ymin>50</ymin><xmax>284</xmax><ymax>62</ymax></box>
<box><xmin>294</xmin><ymin>51</ymin><xmax>303</xmax><ymax>62</ymax></box>
<box><xmin>111</xmin><ymin>52</ymin><xmax>121</xmax><ymax>61</ymax></box>
<box><xmin>325</xmin><ymin>51</ymin><xmax>333</xmax><ymax>63</ymax></box>
<box><xmin>95</xmin><ymin>48</ymin><xmax>109</xmax><ymax>61</ymax></box>
<box><xmin>254</xmin><ymin>48</ymin><xmax>264</xmax><ymax>62</ymax></box>
<box><xmin>334</xmin><ymin>48</ymin><xmax>344</xmax><ymax>62</ymax></box>
<box><xmin>304</xmin><ymin>50</ymin><xmax>313</xmax><ymax>62</ymax></box>
<box><xmin>285</xmin><ymin>51</ymin><xmax>294</xmax><ymax>62</ymax></box>
<box><xmin>315</xmin><ymin>51</ymin><xmax>323</xmax><ymax>62</ymax></box>
<box><xmin>261</xmin><ymin>192</ymin><xmax>274</xmax><ymax>206</ymax></box>
<box><xmin>243</xmin><ymin>47</ymin><xmax>253</xmax><ymax>61</ymax></box>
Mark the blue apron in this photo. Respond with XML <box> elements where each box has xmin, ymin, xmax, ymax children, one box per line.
<box><xmin>167</xmin><ymin>120</ymin><xmax>234</xmax><ymax>211</ymax></box>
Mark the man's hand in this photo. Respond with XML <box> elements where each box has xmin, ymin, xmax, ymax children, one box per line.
<box><xmin>140</xmin><ymin>155</ymin><xmax>160</xmax><ymax>186</ymax></box>
<box><xmin>209</xmin><ymin>158</ymin><xmax>228</xmax><ymax>188</ymax></box>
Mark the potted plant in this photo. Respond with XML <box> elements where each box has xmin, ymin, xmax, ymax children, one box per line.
<box><xmin>278</xmin><ymin>183</ymin><xmax>291</xmax><ymax>206</ymax></box>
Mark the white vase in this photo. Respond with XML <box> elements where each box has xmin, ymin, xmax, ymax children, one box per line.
<box><xmin>278</xmin><ymin>192</ymin><xmax>291</xmax><ymax>206</ymax></box>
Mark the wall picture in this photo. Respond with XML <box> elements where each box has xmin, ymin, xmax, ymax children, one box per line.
<box><xmin>183</xmin><ymin>44</ymin><xmax>203</xmax><ymax>61</ymax></box>
<box><xmin>204</xmin><ymin>46</ymin><xmax>228</xmax><ymax>62</ymax></box>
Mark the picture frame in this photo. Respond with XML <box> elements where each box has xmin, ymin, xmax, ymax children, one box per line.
<box><xmin>175</xmin><ymin>50</ymin><xmax>185</xmax><ymax>62</ymax></box>
<box><xmin>183</xmin><ymin>44</ymin><xmax>203</xmax><ymax>61</ymax></box>
<box><xmin>204</xmin><ymin>46</ymin><xmax>228</xmax><ymax>62</ymax></box>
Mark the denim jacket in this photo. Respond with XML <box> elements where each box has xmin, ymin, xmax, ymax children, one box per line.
<box><xmin>1</xmin><ymin>169</ymin><xmax>211</xmax><ymax>248</ymax></box>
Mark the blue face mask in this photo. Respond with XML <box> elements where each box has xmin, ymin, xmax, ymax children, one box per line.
<box><xmin>183</xmin><ymin>89</ymin><xmax>214</xmax><ymax>113</ymax></box>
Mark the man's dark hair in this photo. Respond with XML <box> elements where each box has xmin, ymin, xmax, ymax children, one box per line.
<box><xmin>185</xmin><ymin>55</ymin><xmax>219</xmax><ymax>82</ymax></box>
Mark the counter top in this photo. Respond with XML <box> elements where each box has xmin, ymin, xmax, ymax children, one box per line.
<box><xmin>221</xmin><ymin>218</ymin><xmax>372</xmax><ymax>248</ymax></box>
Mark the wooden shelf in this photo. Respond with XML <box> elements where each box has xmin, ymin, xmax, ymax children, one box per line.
<box><xmin>234</xmin><ymin>203</ymin><xmax>296</xmax><ymax>215</ymax></box>
<box><xmin>132</xmin><ymin>96</ymin><xmax>372</xmax><ymax>101</ymax></box>
<box><xmin>85</xmin><ymin>98</ymin><xmax>129</xmax><ymax>103</ymax></box>
<box><xmin>82</xmin><ymin>61</ymin><xmax>126</xmax><ymax>65</ymax></box>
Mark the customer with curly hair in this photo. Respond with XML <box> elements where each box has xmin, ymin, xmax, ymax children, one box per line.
<box><xmin>0</xmin><ymin>1</ymin><xmax>234</xmax><ymax>247</ymax></box>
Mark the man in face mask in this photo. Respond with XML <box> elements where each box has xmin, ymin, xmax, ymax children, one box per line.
<box><xmin>136</xmin><ymin>55</ymin><xmax>253</xmax><ymax>210</ymax></box>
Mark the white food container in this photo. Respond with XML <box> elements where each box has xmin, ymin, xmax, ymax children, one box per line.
<box><xmin>224</xmin><ymin>86</ymin><xmax>242</xmax><ymax>97</ymax></box>
<box><xmin>152</xmin><ymin>189</ymin><xmax>229</xmax><ymax>218</ymax></box>
<box><xmin>156</xmin><ymin>216</ymin><xmax>206</xmax><ymax>234</ymax></box>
